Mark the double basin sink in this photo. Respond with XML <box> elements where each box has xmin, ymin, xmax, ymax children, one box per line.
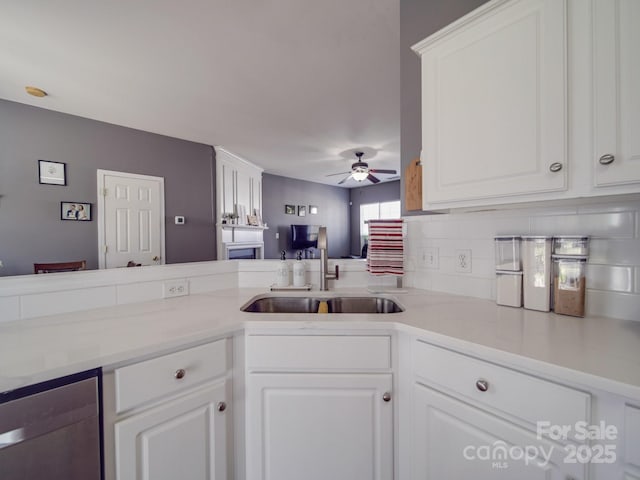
<box><xmin>241</xmin><ymin>295</ymin><xmax>404</xmax><ymax>314</ymax></box>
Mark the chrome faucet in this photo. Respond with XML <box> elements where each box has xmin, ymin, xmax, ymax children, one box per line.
<box><xmin>318</xmin><ymin>226</ymin><xmax>339</xmax><ymax>291</ymax></box>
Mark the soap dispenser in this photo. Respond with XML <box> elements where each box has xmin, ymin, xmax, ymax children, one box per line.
<box><xmin>276</xmin><ymin>250</ymin><xmax>290</xmax><ymax>287</ymax></box>
<box><xmin>293</xmin><ymin>250</ymin><xmax>306</xmax><ymax>287</ymax></box>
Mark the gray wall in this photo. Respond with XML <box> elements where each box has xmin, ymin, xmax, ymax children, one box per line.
<box><xmin>0</xmin><ymin>99</ymin><xmax>216</xmax><ymax>276</ymax></box>
<box><xmin>262</xmin><ymin>174</ymin><xmax>350</xmax><ymax>259</ymax></box>
<box><xmin>349</xmin><ymin>180</ymin><xmax>401</xmax><ymax>255</ymax></box>
<box><xmin>400</xmin><ymin>0</ymin><xmax>489</xmax><ymax>216</ymax></box>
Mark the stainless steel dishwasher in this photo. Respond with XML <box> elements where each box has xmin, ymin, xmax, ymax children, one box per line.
<box><xmin>0</xmin><ymin>368</ymin><xmax>102</xmax><ymax>480</ymax></box>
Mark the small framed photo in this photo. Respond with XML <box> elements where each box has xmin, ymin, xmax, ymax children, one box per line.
<box><xmin>309</xmin><ymin>205</ymin><xmax>318</xmax><ymax>215</ymax></box>
<box><xmin>39</xmin><ymin>160</ymin><xmax>67</xmax><ymax>185</ymax></box>
<box><xmin>61</xmin><ymin>202</ymin><xmax>92</xmax><ymax>221</ymax></box>
<box><xmin>285</xmin><ymin>204</ymin><xmax>296</xmax><ymax>215</ymax></box>
<box><xmin>298</xmin><ymin>205</ymin><xmax>306</xmax><ymax>217</ymax></box>
<box><xmin>248</xmin><ymin>214</ymin><xmax>259</xmax><ymax>226</ymax></box>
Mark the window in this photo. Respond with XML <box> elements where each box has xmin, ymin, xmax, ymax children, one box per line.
<box><xmin>360</xmin><ymin>200</ymin><xmax>401</xmax><ymax>249</ymax></box>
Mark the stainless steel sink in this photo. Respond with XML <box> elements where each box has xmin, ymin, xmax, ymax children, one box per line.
<box><xmin>241</xmin><ymin>295</ymin><xmax>403</xmax><ymax>314</ymax></box>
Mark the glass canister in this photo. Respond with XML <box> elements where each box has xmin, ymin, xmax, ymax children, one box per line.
<box><xmin>522</xmin><ymin>236</ymin><xmax>552</xmax><ymax>312</ymax></box>
<box><xmin>553</xmin><ymin>256</ymin><xmax>587</xmax><ymax>317</ymax></box>
<box><xmin>494</xmin><ymin>236</ymin><xmax>521</xmax><ymax>271</ymax></box>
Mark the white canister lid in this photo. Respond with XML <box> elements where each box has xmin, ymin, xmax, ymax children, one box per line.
<box><xmin>553</xmin><ymin>235</ymin><xmax>589</xmax><ymax>239</ymax></box>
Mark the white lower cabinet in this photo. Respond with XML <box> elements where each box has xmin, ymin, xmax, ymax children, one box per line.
<box><xmin>115</xmin><ymin>379</ymin><xmax>229</xmax><ymax>480</ymax></box>
<box><xmin>103</xmin><ymin>338</ymin><xmax>232</xmax><ymax>480</ymax></box>
<box><xmin>410</xmin><ymin>340</ymin><xmax>591</xmax><ymax>480</ymax></box>
<box><xmin>246</xmin><ymin>372</ymin><xmax>393</xmax><ymax>480</ymax></box>
<box><xmin>244</xmin><ymin>333</ymin><xmax>394</xmax><ymax>480</ymax></box>
<box><xmin>412</xmin><ymin>382</ymin><xmax>584</xmax><ymax>480</ymax></box>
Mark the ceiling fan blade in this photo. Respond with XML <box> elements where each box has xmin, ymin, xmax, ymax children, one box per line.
<box><xmin>367</xmin><ymin>174</ymin><xmax>381</xmax><ymax>184</ymax></box>
<box><xmin>326</xmin><ymin>171</ymin><xmax>352</xmax><ymax>177</ymax></box>
<box><xmin>338</xmin><ymin>174</ymin><xmax>352</xmax><ymax>185</ymax></box>
<box><xmin>369</xmin><ymin>169</ymin><xmax>397</xmax><ymax>175</ymax></box>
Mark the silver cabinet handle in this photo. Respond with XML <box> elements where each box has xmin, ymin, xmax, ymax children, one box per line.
<box><xmin>475</xmin><ymin>379</ymin><xmax>489</xmax><ymax>392</ymax></box>
<box><xmin>174</xmin><ymin>369</ymin><xmax>186</xmax><ymax>380</ymax></box>
<box><xmin>549</xmin><ymin>162</ymin><xmax>563</xmax><ymax>173</ymax></box>
<box><xmin>217</xmin><ymin>401</ymin><xmax>227</xmax><ymax>412</ymax></box>
<box><xmin>599</xmin><ymin>154</ymin><xmax>615</xmax><ymax>165</ymax></box>
<box><xmin>382</xmin><ymin>392</ymin><xmax>392</xmax><ymax>402</ymax></box>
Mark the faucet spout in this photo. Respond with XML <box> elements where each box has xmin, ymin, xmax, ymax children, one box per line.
<box><xmin>318</xmin><ymin>226</ymin><xmax>339</xmax><ymax>291</ymax></box>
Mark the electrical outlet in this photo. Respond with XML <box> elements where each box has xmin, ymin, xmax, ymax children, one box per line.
<box><xmin>419</xmin><ymin>247</ymin><xmax>439</xmax><ymax>269</ymax></box>
<box><xmin>455</xmin><ymin>249</ymin><xmax>472</xmax><ymax>273</ymax></box>
<box><xmin>163</xmin><ymin>279</ymin><xmax>189</xmax><ymax>298</ymax></box>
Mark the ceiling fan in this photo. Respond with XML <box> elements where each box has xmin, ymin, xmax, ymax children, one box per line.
<box><xmin>326</xmin><ymin>151</ymin><xmax>398</xmax><ymax>185</ymax></box>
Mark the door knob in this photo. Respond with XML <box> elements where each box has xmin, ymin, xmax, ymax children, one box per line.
<box><xmin>382</xmin><ymin>392</ymin><xmax>392</xmax><ymax>402</ymax></box>
<box><xmin>549</xmin><ymin>162</ymin><xmax>563</xmax><ymax>173</ymax></box>
<box><xmin>174</xmin><ymin>369</ymin><xmax>186</xmax><ymax>379</ymax></box>
<box><xmin>217</xmin><ymin>401</ymin><xmax>227</xmax><ymax>412</ymax></box>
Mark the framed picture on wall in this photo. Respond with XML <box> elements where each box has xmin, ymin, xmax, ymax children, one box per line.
<box><xmin>39</xmin><ymin>160</ymin><xmax>67</xmax><ymax>186</ymax></box>
<box><xmin>285</xmin><ymin>204</ymin><xmax>296</xmax><ymax>215</ymax></box>
<box><xmin>61</xmin><ymin>202</ymin><xmax>92</xmax><ymax>221</ymax></box>
<box><xmin>298</xmin><ymin>205</ymin><xmax>306</xmax><ymax>217</ymax></box>
<box><xmin>309</xmin><ymin>205</ymin><xmax>318</xmax><ymax>215</ymax></box>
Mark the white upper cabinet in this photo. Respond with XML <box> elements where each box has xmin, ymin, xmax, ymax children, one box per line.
<box><xmin>593</xmin><ymin>0</ymin><xmax>640</xmax><ymax>187</ymax></box>
<box><xmin>412</xmin><ymin>0</ymin><xmax>640</xmax><ymax>210</ymax></box>
<box><xmin>215</xmin><ymin>147</ymin><xmax>263</xmax><ymax>222</ymax></box>
<box><xmin>413</xmin><ymin>0</ymin><xmax>568</xmax><ymax>208</ymax></box>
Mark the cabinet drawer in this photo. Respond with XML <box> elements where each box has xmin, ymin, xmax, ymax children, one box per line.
<box><xmin>413</xmin><ymin>341</ymin><xmax>590</xmax><ymax>438</ymax></box>
<box><xmin>625</xmin><ymin>404</ymin><xmax>640</xmax><ymax>469</ymax></box>
<box><xmin>246</xmin><ymin>335</ymin><xmax>391</xmax><ymax>371</ymax></box>
<box><xmin>115</xmin><ymin>339</ymin><xmax>228</xmax><ymax>412</ymax></box>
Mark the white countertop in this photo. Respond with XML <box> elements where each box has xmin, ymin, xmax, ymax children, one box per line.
<box><xmin>1</xmin><ymin>288</ymin><xmax>639</xmax><ymax>399</ymax></box>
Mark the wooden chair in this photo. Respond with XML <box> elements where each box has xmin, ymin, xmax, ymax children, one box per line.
<box><xmin>34</xmin><ymin>260</ymin><xmax>87</xmax><ymax>274</ymax></box>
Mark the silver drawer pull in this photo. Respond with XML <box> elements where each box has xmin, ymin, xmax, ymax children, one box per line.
<box><xmin>217</xmin><ymin>401</ymin><xmax>227</xmax><ymax>412</ymax></box>
<box><xmin>382</xmin><ymin>392</ymin><xmax>392</xmax><ymax>402</ymax></box>
<box><xmin>549</xmin><ymin>162</ymin><xmax>563</xmax><ymax>173</ymax></box>
<box><xmin>174</xmin><ymin>369</ymin><xmax>186</xmax><ymax>380</ymax></box>
<box><xmin>475</xmin><ymin>379</ymin><xmax>489</xmax><ymax>392</ymax></box>
<box><xmin>599</xmin><ymin>154</ymin><xmax>615</xmax><ymax>165</ymax></box>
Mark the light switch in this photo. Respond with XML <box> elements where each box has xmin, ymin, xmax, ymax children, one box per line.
<box><xmin>175</xmin><ymin>216</ymin><xmax>185</xmax><ymax>225</ymax></box>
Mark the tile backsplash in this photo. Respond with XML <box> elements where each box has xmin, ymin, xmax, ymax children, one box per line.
<box><xmin>404</xmin><ymin>196</ymin><xmax>640</xmax><ymax>321</ymax></box>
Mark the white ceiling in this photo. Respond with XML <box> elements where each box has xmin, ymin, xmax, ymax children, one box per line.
<box><xmin>0</xmin><ymin>0</ymin><xmax>400</xmax><ymax>187</ymax></box>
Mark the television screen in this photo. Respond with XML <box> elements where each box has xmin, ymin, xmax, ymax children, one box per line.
<box><xmin>291</xmin><ymin>224</ymin><xmax>320</xmax><ymax>249</ymax></box>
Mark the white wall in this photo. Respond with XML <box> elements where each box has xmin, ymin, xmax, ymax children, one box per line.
<box><xmin>403</xmin><ymin>196</ymin><xmax>640</xmax><ymax>321</ymax></box>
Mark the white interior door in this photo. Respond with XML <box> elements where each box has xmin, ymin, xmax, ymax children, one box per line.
<box><xmin>97</xmin><ymin>170</ymin><xmax>165</xmax><ymax>269</ymax></box>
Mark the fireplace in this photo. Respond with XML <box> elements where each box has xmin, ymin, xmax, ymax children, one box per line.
<box><xmin>223</xmin><ymin>242</ymin><xmax>264</xmax><ymax>260</ymax></box>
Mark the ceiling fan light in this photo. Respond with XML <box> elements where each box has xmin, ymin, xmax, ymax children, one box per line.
<box><xmin>352</xmin><ymin>171</ymin><xmax>368</xmax><ymax>181</ymax></box>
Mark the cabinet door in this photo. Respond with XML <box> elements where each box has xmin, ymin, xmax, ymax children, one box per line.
<box><xmin>413</xmin><ymin>382</ymin><xmax>585</xmax><ymax>480</ymax></box>
<box><xmin>219</xmin><ymin>158</ymin><xmax>237</xmax><ymax>218</ymax></box>
<box><xmin>417</xmin><ymin>0</ymin><xmax>567</xmax><ymax>207</ymax></box>
<box><xmin>246</xmin><ymin>373</ymin><xmax>393</xmax><ymax>480</ymax></box>
<box><xmin>234</xmin><ymin>164</ymin><xmax>252</xmax><ymax>220</ymax></box>
<box><xmin>115</xmin><ymin>380</ymin><xmax>229</xmax><ymax>480</ymax></box>
<box><xmin>250</xmin><ymin>173</ymin><xmax>262</xmax><ymax>216</ymax></box>
<box><xmin>593</xmin><ymin>0</ymin><xmax>640</xmax><ymax>187</ymax></box>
